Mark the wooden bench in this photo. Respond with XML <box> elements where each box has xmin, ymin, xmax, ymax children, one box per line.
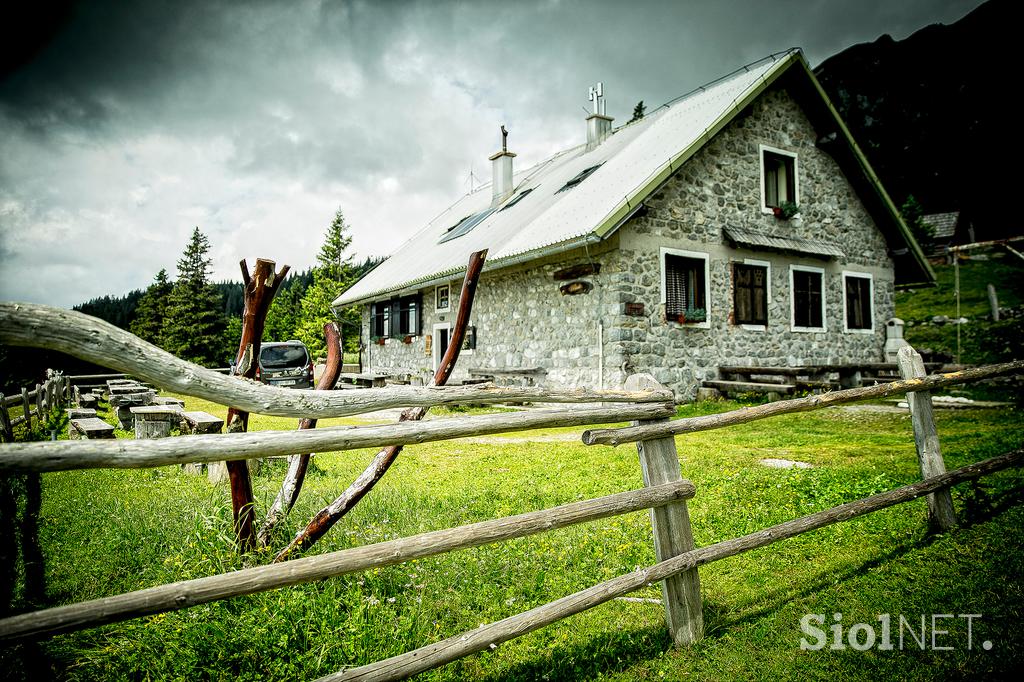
<box><xmin>153</xmin><ymin>396</ymin><xmax>186</xmax><ymax>409</ymax></box>
<box><xmin>702</xmin><ymin>380</ymin><xmax>797</xmax><ymax>397</ymax></box>
<box><xmin>337</xmin><ymin>372</ymin><xmax>390</xmax><ymax>388</ymax></box>
<box><xmin>468</xmin><ymin>367</ymin><xmax>547</xmax><ymax>387</ymax></box>
<box><xmin>69</xmin><ymin>417</ymin><xmax>115</xmax><ymax>439</ymax></box>
<box><xmin>178</xmin><ymin>411</ymin><xmax>225</xmax><ymax>477</ymax></box>
<box><xmin>66</xmin><ymin>407</ymin><xmax>97</xmax><ymax>420</ymax></box>
<box><xmin>130</xmin><ymin>405</ymin><xmax>183</xmax><ymax>439</ymax></box>
<box><xmin>181</xmin><ymin>411</ymin><xmax>224</xmax><ymax>435</ymax></box>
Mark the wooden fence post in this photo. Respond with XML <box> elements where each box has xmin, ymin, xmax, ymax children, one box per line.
<box><xmin>896</xmin><ymin>346</ymin><xmax>957</xmax><ymax>532</ymax></box>
<box><xmin>0</xmin><ymin>395</ymin><xmax>12</xmax><ymax>442</ymax></box>
<box><xmin>21</xmin><ymin>387</ymin><xmax>31</xmax><ymax>431</ymax></box>
<box><xmin>625</xmin><ymin>373</ymin><xmax>703</xmax><ymax>645</ymax></box>
<box><xmin>35</xmin><ymin>384</ymin><xmax>43</xmax><ymax>422</ymax></box>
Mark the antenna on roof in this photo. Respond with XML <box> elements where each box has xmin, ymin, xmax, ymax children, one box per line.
<box><xmin>588</xmin><ymin>81</ymin><xmax>605</xmax><ymax>116</ymax></box>
<box><xmin>466</xmin><ymin>163</ymin><xmax>480</xmax><ymax>192</ymax></box>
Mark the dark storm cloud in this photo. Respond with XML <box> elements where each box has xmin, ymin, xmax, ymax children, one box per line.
<box><xmin>0</xmin><ymin>0</ymin><xmax>985</xmax><ymax>308</ymax></box>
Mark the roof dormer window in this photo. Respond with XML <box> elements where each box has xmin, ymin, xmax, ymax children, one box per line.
<box><xmin>556</xmin><ymin>164</ymin><xmax>603</xmax><ymax>193</ymax></box>
<box><xmin>438</xmin><ymin>207</ymin><xmax>497</xmax><ymax>244</ymax></box>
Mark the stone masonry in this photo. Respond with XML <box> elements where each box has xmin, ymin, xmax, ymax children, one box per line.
<box><xmin>357</xmin><ymin>84</ymin><xmax>895</xmax><ymax>399</ymax></box>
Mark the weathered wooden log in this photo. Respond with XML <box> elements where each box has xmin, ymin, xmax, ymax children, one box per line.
<box><xmin>0</xmin><ymin>481</ymin><xmax>696</xmax><ymax>641</ymax></box>
<box><xmin>21</xmin><ymin>387</ymin><xmax>31</xmax><ymax>431</ymax></box>
<box><xmin>0</xmin><ymin>403</ymin><xmax>673</xmax><ymax>473</ymax></box>
<box><xmin>0</xmin><ymin>303</ymin><xmax>671</xmax><ymax>418</ymax></box>
<box><xmin>258</xmin><ymin>321</ymin><xmax>343</xmax><ymax>546</ymax></box>
<box><xmin>583</xmin><ymin>360</ymin><xmax>1024</xmax><ymax>446</ymax></box>
<box><xmin>897</xmin><ymin>347</ymin><xmax>956</xmax><ymax>532</ymax></box>
<box><xmin>987</xmin><ymin>283</ymin><xmax>1000</xmax><ymax>321</ymax></box>
<box><xmin>225</xmin><ymin>258</ymin><xmax>291</xmax><ymax>551</ymax></box>
<box><xmin>0</xmin><ymin>395</ymin><xmax>12</xmax><ymax>442</ymax></box>
<box><xmin>326</xmin><ymin>449</ymin><xmax>1024</xmax><ymax>682</ymax></box>
<box><xmin>275</xmin><ymin>250</ymin><xmax>487</xmax><ymax>561</ymax></box>
<box><xmin>626</xmin><ymin>374</ymin><xmax>702</xmax><ymax>645</ymax></box>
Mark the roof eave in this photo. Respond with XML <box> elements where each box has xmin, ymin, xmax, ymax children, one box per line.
<box><xmin>333</xmin><ymin>233</ymin><xmax>603</xmax><ymax>308</ymax></box>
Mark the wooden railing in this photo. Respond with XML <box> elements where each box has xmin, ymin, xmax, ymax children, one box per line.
<box><xmin>0</xmin><ymin>302</ymin><xmax>1022</xmax><ymax>681</ymax></box>
<box><xmin>1</xmin><ymin>371</ymin><xmax>70</xmax><ymax>442</ymax></box>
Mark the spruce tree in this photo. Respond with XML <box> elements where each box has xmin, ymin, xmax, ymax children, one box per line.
<box><xmin>263</xmin><ymin>275</ymin><xmax>308</xmax><ymax>342</ymax></box>
<box><xmin>129</xmin><ymin>269</ymin><xmax>173</xmax><ymax>345</ymax></box>
<box><xmin>899</xmin><ymin>194</ymin><xmax>935</xmax><ymax>251</ymax></box>
<box><xmin>163</xmin><ymin>227</ymin><xmax>227</xmax><ymax>366</ymax></box>
<box><xmin>296</xmin><ymin>209</ymin><xmax>357</xmax><ymax>358</ymax></box>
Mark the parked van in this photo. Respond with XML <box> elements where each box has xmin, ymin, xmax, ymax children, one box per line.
<box><xmin>256</xmin><ymin>340</ymin><xmax>313</xmax><ymax>388</ymax></box>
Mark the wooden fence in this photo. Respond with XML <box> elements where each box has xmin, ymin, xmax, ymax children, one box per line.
<box><xmin>0</xmin><ymin>302</ymin><xmax>1023</xmax><ymax>681</ymax></box>
<box><xmin>0</xmin><ymin>371</ymin><xmax>70</xmax><ymax>442</ymax></box>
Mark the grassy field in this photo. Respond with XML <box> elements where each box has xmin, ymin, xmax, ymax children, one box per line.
<box><xmin>2</xmin><ymin>390</ymin><xmax>1023</xmax><ymax>680</ymax></box>
<box><xmin>894</xmin><ymin>252</ymin><xmax>1024</xmax><ymax>364</ymax></box>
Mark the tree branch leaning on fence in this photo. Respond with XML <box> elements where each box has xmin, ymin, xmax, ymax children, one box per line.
<box><xmin>257</xmin><ymin>321</ymin><xmax>343</xmax><ymax>546</ymax></box>
<box><xmin>273</xmin><ymin>249</ymin><xmax>487</xmax><ymax>562</ymax></box>
<box><xmin>226</xmin><ymin>258</ymin><xmax>290</xmax><ymax>552</ymax></box>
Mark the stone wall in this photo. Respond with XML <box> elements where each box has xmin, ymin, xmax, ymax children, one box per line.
<box><xmin>361</xmin><ymin>244</ymin><xmax>619</xmax><ymax>389</ymax></box>
<box><xmin>608</xmin><ymin>85</ymin><xmax>895</xmax><ymax>396</ymax></box>
<box><xmin>356</xmin><ymin>83</ymin><xmax>897</xmax><ymax>399</ymax></box>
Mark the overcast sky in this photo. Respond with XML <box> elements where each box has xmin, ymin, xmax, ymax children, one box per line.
<box><xmin>0</xmin><ymin>0</ymin><xmax>983</xmax><ymax>308</ymax></box>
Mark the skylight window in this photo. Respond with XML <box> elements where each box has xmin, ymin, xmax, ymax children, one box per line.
<box><xmin>438</xmin><ymin>207</ymin><xmax>497</xmax><ymax>244</ymax></box>
<box><xmin>556</xmin><ymin>164</ymin><xmax>602</xmax><ymax>193</ymax></box>
<box><xmin>499</xmin><ymin>188</ymin><xmax>533</xmax><ymax>211</ymax></box>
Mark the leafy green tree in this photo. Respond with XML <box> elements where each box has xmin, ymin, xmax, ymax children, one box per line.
<box><xmin>162</xmin><ymin>227</ymin><xmax>226</xmax><ymax>366</ymax></box>
<box><xmin>263</xmin><ymin>274</ymin><xmax>308</xmax><ymax>342</ymax></box>
<box><xmin>900</xmin><ymin>194</ymin><xmax>935</xmax><ymax>251</ymax></box>
<box><xmin>129</xmin><ymin>269</ymin><xmax>173</xmax><ymax>345</ymax></box>
<box><xmin>296</xmin><ymin>209</ymin><xmax>357</xmax><ymax>358</ymax></box>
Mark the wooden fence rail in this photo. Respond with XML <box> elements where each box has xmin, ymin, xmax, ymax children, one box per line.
<box><xmin>0</xmin><ymin>303</ymin><xmax>671</xmax><ymax>419</ymax></box>
<box><xmin>1</xmin><ymin>300</ymin><xmax>1022</xmax><ymax>680</ymax></box>
<box><xmin>327</xmin><ymin>449</ymin><xmax>1024</xmax><ymax>682</ymax></box>
<box><xmin>0</xmin><ymin>402</ymin><xmax>675</xmax><ymax>473</ymax></box>
<box><xmin>0</xmin><ymin>481</ymin><xmax>695</xmax><ymax>641</ymax></box>
<box><xmin>583</xmin><ymin>360</ymin><xmax>1024</xmax><ymax>445</ymax></box>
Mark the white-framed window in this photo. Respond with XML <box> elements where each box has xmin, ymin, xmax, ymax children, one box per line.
<box><xmin>789</xmin><ymin>265</ymin><xmax>826</xmax><ymax>332</ymax></box>
<box><xmin>842</xmin><ymin>271</ymin><xmax>874</xmax><ymax>333</ymax></box>
<box><xmin>435</xmin><ymin>284</ymin><xmax>450</xmax><ymax>312</ymax></box>
<box><xmin>760</xmin><ymin>144</ymin><xmax>798</xmax><ymax>213</ymax></box>
<box><xmin>660</xmin><ymin>247</ymin><xmax>711</xmax><ymax>328</ymax></box>
<box><xmin>733</xmin><ymin>258</ymin><xmax>771</xmax><ymax>330</ymax></box>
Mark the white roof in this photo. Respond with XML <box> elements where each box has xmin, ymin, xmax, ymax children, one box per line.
<box><xmin>337</xmin><ymin>51</ymin><xmax>798</xmax><ymax>306</ymax></box>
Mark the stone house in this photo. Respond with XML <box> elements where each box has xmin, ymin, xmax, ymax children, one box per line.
<box><xmin>333</xmin><ymin>50</ymin><xmax>934</xmax><ymax>398</ymax></box>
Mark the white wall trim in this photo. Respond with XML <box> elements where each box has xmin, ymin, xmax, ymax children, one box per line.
<box><xmin>789</xmin><ymin>264</ymin><xmax>826</xmax><ymax>333</ymax></box>
<box><xmin>431</xmin><ymin>322</ymin><xmax>451</xmax><ymax>372</ymax></box>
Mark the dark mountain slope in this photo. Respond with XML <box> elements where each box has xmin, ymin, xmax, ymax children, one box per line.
<box><xmin>815</xmin><ymin>0</ymin><xmax>1016</xmax><ymax>242</ymax></box>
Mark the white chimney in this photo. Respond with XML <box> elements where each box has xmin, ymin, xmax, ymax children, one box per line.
<box><xmin>586</xmin><ymin>81</ymin><xmax>614</xmax><ymax>150</ymax></box>
<box><xmin>489</xmin><ymin>124</ymin><xmax>516</xmax><ymax>204</ymax></box>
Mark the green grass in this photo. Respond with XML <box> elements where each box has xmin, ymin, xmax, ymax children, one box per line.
<box><xmin>2</xmin><ymin>396</ymin><xmax>1023</xmax><ymax>680</ymax></box>
<box><xmin>895</xmin><ymin>253</ymin><xmax>1024</xmax><ymax>364</ymax></box>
